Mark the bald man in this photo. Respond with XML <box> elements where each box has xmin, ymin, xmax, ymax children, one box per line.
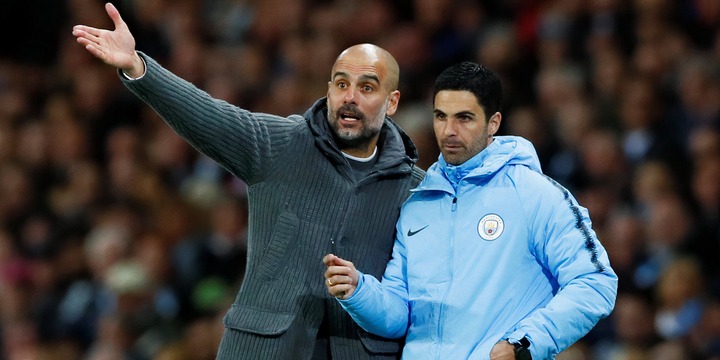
<box><xmin>73</xmin><ymin>3</ymin><xmax>424</xmax><ymax>359</ymax></box>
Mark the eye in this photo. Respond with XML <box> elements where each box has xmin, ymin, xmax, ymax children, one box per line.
<box><xmin>362</xmin><ymin>85</ymin><xmax>374</xmax><ymax>92</ymax></box>
<box><xmin>457</xmin><ymin>114</ymin><xmax>476</xmax><ymax>122</ymax></box>
<box><xmin>337</xmin><ymin>82</ymin><xmax>348</xmax><ymax>89</ymax></box>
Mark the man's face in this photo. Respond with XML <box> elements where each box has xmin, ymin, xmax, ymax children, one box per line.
<box><xmin>433</xmin><ymin>90</ymin><xmax>500</xmax><ymax>165</ymax></box>
<box><xmin>327</xmin><ymin>49</ymin><xmax>399</xmax><ymax>151</ymax></box>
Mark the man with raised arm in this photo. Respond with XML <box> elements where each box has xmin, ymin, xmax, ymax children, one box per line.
<box><xmin>74</xmin><ymin>3</ymin><xmax>424</xmax><ymax>359</ymax></box>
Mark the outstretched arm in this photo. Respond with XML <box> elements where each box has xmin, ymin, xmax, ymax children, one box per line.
<box><xmin>72</xmin><ymin>2</ymin><xmax>144</xmax><ymax>78</ymax></box>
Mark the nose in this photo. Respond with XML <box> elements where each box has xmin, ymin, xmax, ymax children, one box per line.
<box><xmin>443</xmin><ymin>119</ymin><xmax>458</xmax><ymax>137</ymax></box>
<box><xmin>343</xmin><ymin>87</ymin><xmax>358</xmax><ymax>104</ymax></box>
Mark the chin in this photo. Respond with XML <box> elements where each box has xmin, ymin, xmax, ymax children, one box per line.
<box><xmin>443</xmin><ymin>156</ymin><xmax>465</xmax><ymax>166</ymax></box>
<box><xmin>337</xmin><ymin>130</ymin><xmax>360</xmax><ymax>141</ymax></box>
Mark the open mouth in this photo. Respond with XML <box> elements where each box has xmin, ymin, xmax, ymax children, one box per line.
<box><xmin>340</xmin><ymin>113</ymin><xmax>361</xmax><ymax>121</ymax></box>
<box><xmin>337</xmin><ymin>104</ymin><xmax>364</xmax><ymax>123</ymax></box>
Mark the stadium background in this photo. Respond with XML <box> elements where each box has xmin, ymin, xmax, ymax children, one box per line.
<box><xmin>0</xmin><ymin>0</ymin><xmax>719</xmax><ymax>359</ymax></box>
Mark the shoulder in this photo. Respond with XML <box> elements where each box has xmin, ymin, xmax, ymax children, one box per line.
<box><xmin>503</xmin><ymin>165</ymin><xmax>570</xmax><ymax>205</ymax></box>
<box><xmin>288</xmin><ymin>114</ymin><xmax>308</xmax><ymax>125</ymax></box>
<box><xmin>411</xmin><ymin>167</ymin><xmax>426</xmax><ymax>183</ymax></box>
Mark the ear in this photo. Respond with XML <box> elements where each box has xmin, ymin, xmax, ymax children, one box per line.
<box><xmin>385</xmin><ymin>90</ymin><xmax>401</xmax><ymax>116</ymax></box>
<box><xmin>488</xmin><ymin>112</ymin><xmax>502</xmax><ymax>136</ymax></box>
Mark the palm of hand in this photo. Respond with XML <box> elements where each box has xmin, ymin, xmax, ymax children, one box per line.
<box><xmin>72</xmin><ymin>2</ymin><xmax>138</xmax><ymax>72</ymax></box>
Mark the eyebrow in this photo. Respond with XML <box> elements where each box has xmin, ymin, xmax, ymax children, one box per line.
<box><xmin>332</xmin><ymin>72</ymin><xmax>380</xmax><ymax>85</ymax></box>
<box><xmin>454</xmin><ymin>111</ymin><xmax>477</xmax><ymax>118</ymax></box>
<box><xmin>434</xmin><ymin>109</ymin><xmax>477</xmax><ymax>118</ymax></box>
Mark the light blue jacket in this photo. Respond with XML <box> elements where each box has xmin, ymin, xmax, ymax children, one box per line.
<box><xmin>338</xmin><ymin>136</ymin><xmax>618</xmax><ymax>359</ymax></box>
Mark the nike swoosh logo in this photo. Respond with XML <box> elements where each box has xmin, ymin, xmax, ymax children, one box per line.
<box><xmin>407</xmin><ymin>225</ymin><xmax>429</xmax><ymax>237</ymax></box>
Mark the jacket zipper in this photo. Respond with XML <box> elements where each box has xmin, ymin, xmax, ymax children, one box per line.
<box><xmin>437</xmin><ymin>195</ymin><xmax>458</xmax><ymax>357</ymax></box>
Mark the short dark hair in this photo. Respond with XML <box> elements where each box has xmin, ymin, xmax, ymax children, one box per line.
<box><xmin>432</xmin><ymin>62</ymin><xmax>502</xmax><ymax>121</ymax></box>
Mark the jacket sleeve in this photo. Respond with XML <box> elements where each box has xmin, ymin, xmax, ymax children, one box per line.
<box><xmin>337</xmin><ymin>224</ymin><xmax>410</xmax><ymax>339</ymax></box>
<box><xmin>508</xmin><ymin>175</ymin><xmax>618</xmax><ymax>359</ymax></box>
<box><xmin>120</xmin><ymin>52</ymin><xmax>300</xmax><ymax>185</ymax></box>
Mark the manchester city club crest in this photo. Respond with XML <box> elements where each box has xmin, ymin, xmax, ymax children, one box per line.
<box><xmin>478</xmin><ymin>213</ymin><xmax>504</xmax><ymax>241</ymax></box>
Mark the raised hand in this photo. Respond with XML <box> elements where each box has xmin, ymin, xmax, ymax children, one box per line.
<box><xmin>323</xmin><ymin>254</ymin><xmax>360</xmax><ymax>300</ymax></box>
<box><xmin>72</xmin><ymin>2</ymin><xmax>144</xmax><ymax>77</ymax></box>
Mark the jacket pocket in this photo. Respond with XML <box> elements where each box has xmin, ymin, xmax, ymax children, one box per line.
<box><xmin>223</xmin><ymin>304</ymin><xmax>296</xmax><ymax>336</ymax></box>
<box><xmin>257</xmin><ymin>211</ymin><xmax>299</xmax><ymax>280</ymax></box>
<box><xmin>357</xmin><ymin>328</ymin><xmax>402</xmax><ymax>354</ymax></box>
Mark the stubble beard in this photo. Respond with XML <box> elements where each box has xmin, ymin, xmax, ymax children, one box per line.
<box><xmin>442</xmin><ymin>127</ymin><xmax>490</xmax><ymax>165</ymax></box>
<box><xmin>328</xmin><ymin>99</ymin><xmax>387</xmax><ymax>150</ymax></box>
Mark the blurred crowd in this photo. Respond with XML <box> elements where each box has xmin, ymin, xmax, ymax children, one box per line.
<box><xmin>0</xmin><ymin>0</ymin><xmax>719</xmax><ymax>359</ymax></box>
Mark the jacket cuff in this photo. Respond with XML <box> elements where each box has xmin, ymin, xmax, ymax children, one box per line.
<box><xmin>506</xmin><ymin>330</ymin><xmax>528</xmax><ymax>345</ymax></box>
<box><xmin>337</xmin><ymin>270</ymin><xmax>367</xmax><ymax>304</ymax></box>
<box><xmin>118</xmin><ymin>51</ymin><xmax>148</xmax><ymax>80</ymax></box>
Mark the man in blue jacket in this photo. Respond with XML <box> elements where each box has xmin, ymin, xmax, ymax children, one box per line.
<box><xmin>324</xmin><ymin>62</ymin><xmax>618</xmax><ymax>359</ymax></box>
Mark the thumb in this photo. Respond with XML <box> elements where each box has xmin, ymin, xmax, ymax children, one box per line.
<box><xmin>105</xmin><ymin>2</ymin><xmax>126</xmax><ymax>30</ymax></box>
<box><xmin>332</xmin><ymin>256</ymin><xmax>353</xmax><ymax>268</ymax></box>
<box><xmin>322</xmin><ymin>254</ymin><xmax>337</xmax><ymax>267</ymax></box>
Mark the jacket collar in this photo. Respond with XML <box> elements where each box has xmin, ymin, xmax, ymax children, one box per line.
<box><xmin>415</xmin><ymin>136</ymin><xmax>542</xmax><ymax>194</ymax></box>
<box><xmin>304</xmin><ymin>97</ymin><xmax>419</xmax><ymax>173</ymax></box>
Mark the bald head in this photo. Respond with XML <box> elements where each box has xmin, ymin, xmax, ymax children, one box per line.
<box><xmin>332</xmin><ymin>44</ymin><xmax>400</xmax><ymax>92</ymax></box>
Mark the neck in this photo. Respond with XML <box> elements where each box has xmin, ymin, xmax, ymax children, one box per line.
<box><xmin>341</xmin><ymin>145</ymin><xmax>376</xmax><ymax>158</ymax></box>
<box><xmin>342</xmin><ymin>146</ymin><xmax>378</xmax><ymax>161</ymax></box>
<box><xmin>338</xmin><ymin>134</ymin><xmax>380</xmax><ymax>158</ymax></box>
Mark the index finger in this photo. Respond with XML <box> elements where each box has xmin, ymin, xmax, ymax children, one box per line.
<box><xmin>72</xmin><ymin>25</ymin><xmax>102</xmax><ymax>37</ymax></box>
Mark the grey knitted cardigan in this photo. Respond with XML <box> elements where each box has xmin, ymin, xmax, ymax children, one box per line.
<box><xmin>121</xmin><ymin>53</ymin><xmax>425</xmax><ymax>359</ymax></box>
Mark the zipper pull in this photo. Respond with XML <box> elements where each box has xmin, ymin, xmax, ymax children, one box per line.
<box><xmin>452</xmin><ymin>197</ymin><xmax>457</xmax><ymax>211</ymax></box>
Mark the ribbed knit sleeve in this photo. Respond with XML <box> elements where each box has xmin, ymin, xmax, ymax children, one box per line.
<box><xmin>120</xmin><ymin>52</ymin><xmax>300</xmax><ymax>185</ymax></box>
